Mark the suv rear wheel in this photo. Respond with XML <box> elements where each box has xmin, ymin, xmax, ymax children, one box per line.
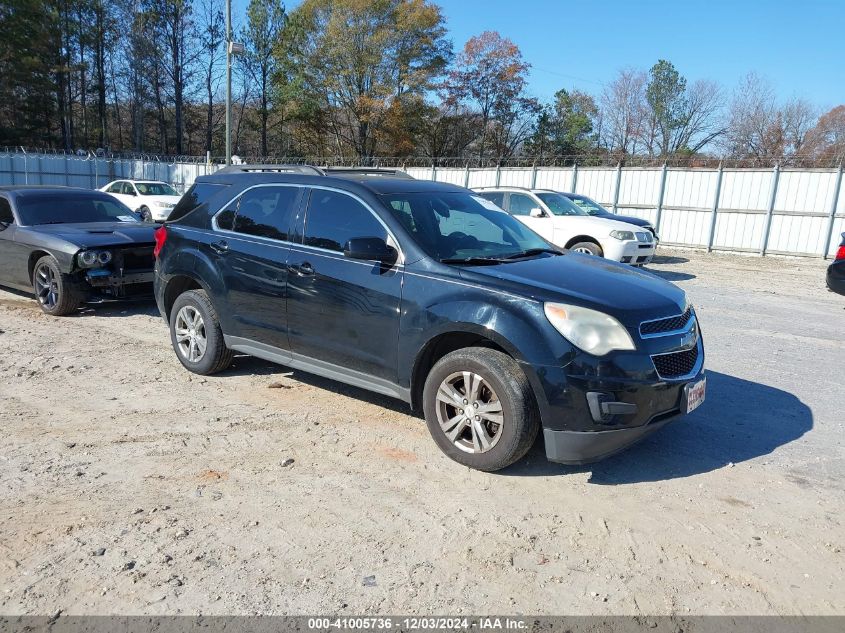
<box><xmin>169</xmin><ymin>289</ymin><xmax>233</xmax><ymax>375</ymax></box>
<box><xmin>422</xmin><ymin>347</ymin><xmax>539</xmax><ymax>471</ymax></box>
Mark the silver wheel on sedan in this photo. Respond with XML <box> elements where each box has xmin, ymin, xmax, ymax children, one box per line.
<box><xmin>174</xmin><ymin>306</ymin><xmax>207</xmax><ymax>363</ymax></box>
<box><xmin>435</xmin><ymin>371</ymin><xmax>504</xmax><ymax>453</ymax></box>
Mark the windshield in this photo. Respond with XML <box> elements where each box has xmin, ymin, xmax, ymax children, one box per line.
<box><xmin>380</xmin><ymin>192</ymin><xmax>553</xmax><ymax>262</ymax></box>
<box><xmin>136</xmin><ymin>182</ymin><xmax>178</xmax><ymax>196</ymax></box>
<box><xmin>566</xmin><ymin>195</ymin><xmax>608</xmax><ymax>216</ymax></box>
<box><xmin>16</xmin><ymin>193</ymin><xmax>140</xmax><ymax>225</ymax></box>
<box><xmin>536</xmin><ymin>193</ymin><xmax>588</xmax><ymax>216</ymax></box>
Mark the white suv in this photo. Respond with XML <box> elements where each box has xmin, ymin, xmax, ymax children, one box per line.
<box><xmin>474</xmin><ymin>187</ymin><xmax>656</xmax><ymax>265</ymax></box>
<box><xmin>100</xmin><ymin>180</ymin><xmax>182</xmax><ymax>222</ymax></box>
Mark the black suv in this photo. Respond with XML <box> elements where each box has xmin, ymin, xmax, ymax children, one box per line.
<box><xmin>154</xmin><ymin>165</ymin><xmax>706</xmax><ymax>471</ymax></box>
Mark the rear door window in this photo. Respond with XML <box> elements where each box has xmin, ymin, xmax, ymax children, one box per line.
<box><xmin>476</xmin><ymin>191</ymin><xmax>505</xmax><ymax>209</ymax></box>
<box><xmin>508</xmin><ymin>193</ymin><xmax>537</xmax><ymax>216</ymax></box>
<box><xmin>232</xmin><ymin>186</ymin><xmax>302</xmax><ymax>241</ymax></box>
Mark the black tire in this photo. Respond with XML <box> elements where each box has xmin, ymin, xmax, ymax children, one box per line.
<box><xmin>139</xmin><ymin>206</ymin><xmax>152</xmax><ymax>222</ymax></box>
<box><xmin>31</xmin><ymin>255</ymin><xmax>85</xmax><ymax>316</ymax></box>
<box><xmin>569</xmin><ymin>241</ymin><xmax>603</xmax><ymax>257</ymax></box>
<box><xmin>422</xmin><ymin>347</ymin><xmax>540</xmax><ymax>471</ymax></box>
<box><xmin>169</xmin><ymin>289</ymin><xmax>233</xmax><ymax>375</ymax></box>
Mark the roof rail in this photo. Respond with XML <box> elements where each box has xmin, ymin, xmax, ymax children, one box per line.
<box><xmin>324</xmin><ymin>167</ymin><xmax>415</xmax><ymax>180</ymax></box>
<box><xmin>215</xmin><ymin>164</ymin><xmax>325</xmax><ymax>176</ymax></box>
<box><xmin>472</xmin><ymin>185</ymin><xmax>533</xmax><ymax>191</ymax></box>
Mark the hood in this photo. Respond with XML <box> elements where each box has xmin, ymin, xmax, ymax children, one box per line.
<box><xmin>458</xmin><ymin>253</ymin><xmax>686</xmax><ymax>327</ymax></box>
<box><xmin>29</xmin><ymin>222</ymin><xmax>157</xmax><ymax>247</ymax></box>
<box><xmin>613</xmin><ymin>214</ymin><xmax>652</xmax><ymax>228</ymax></box>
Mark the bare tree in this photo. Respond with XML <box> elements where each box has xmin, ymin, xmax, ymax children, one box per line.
<box><xmin>671</xmin><ymin>79</ymin><xmax>725</xmax><ymax>154</ymax></box>
<box><xmin>599</xmin><ymin>68</ymin><xmax>647</xmax><ymax>156</ymax></box>
<box><xmin>723</xmin><ymin>72</ymin><xmax>782</xmax><ymax>160</ymax></box>
<box><xmin>781</xmin><ymin>98</ymin><xmax>818</xmax><ymax>160</ymax></box>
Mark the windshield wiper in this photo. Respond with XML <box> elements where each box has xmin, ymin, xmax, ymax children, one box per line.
<box><xmin>440</xmin><ymin>255</ymin><xmax>511</xmax><ymax>265</ymax></box>
<box><xmin>502</xmin><ymin>248</ymin><xmax>562</xmax><ymax>259</ymax></box>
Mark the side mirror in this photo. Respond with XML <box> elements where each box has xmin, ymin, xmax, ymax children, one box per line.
<box><xmin>529</xmin><ymin>208</ymin><xmax>544</xmax><ymax>218</ymax></box>
<box><xmin>127</xmin><ymin>190</ymin><xmax>136</xmax><ymax>196</ymax></box>
<box><xmin>344</xmin><ymin>237</ymin><xmax>397</xmax><ymax>263</ymax></box>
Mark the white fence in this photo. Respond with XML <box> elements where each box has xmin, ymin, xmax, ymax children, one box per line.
<box><xmin>0</xmin><ymin>151</ymin><xmax>216</xmax><ymax>195</ymax></box>
<box><xmin>2</xmin><ymin>151</ymin><xmax>843</xmax><ymax>258</ymax></box>
<box><xmin>406</xmin><ymin>164</ymin><xmax>845</xmax><ymax>259</ymax></box>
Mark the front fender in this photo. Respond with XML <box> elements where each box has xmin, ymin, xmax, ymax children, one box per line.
<box><xmin>399</xmin><ymin>271</ymin><xmax>577</xmax><ymax>428</ymax></box>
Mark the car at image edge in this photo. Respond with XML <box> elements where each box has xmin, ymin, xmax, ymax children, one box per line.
<box><xmin>474</xmin><ymin>187</ymin><xmax>656</xmax><ymax>266</ymax></box>
<box><xmin>153</xmin><ymin>165</ymin><xmax>706</xmax><ymax>471</ymax></box>
<box><xmin>827</xmin><ymin>233</ymin><xmax>845</xmax><ymax>295</ymax></box>
<box><xmin>100</xmin><ymin>179</ymin><xmax>182</xmax><ymax>222</ymax></box>
<box><xmin>0</xmin><ymin>186</ymin><xmax>157</xmax><ymax>315</ymax></box>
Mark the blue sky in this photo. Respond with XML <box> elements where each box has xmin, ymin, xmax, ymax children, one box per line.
<box><xmin>233</xmin><ymin>0</ymin><xmax>844</xmax><ymax>109</ymax></box>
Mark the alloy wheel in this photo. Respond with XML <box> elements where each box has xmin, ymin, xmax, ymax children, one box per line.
<box><xmin>435</xmin><ymin>371</ymin><xmax>504</xmax><ymax>454</ymax></box>
<box><xmin>34</xmin><ymin>264</ymin><xmax>59</xmax><ymax>309</ymax></box>
<box><xmin>174</xmin><ymin>306</ymin><xmax>207</xmax><ymax>363</ymax></box>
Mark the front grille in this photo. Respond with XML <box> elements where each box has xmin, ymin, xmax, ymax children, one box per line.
<box><xmin>652</xmin><ymin>346</ymin><xmax>699</xmax><ymax>379</ymax></box>
<box><xmin>116</xmin><ymin>246</ymin><xmax>155</xmax><ymax>271</ymax></box>
<box><xmin>640</xmin><ymin>307</ymin><xmax>693</xmax><ymax>336</ymax></box>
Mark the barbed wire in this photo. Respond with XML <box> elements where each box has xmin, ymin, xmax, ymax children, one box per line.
<box><xmin>2</xmin><ymin>147</ymin><xmax>843</xmax><ymax>169</ymax></box>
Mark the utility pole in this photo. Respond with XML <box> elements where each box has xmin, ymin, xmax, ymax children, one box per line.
<box><xmin>225</xmin><ymin>0</ymin><xmax>232</xmax><ymax>165</ymax></box>
<box><xmin>225</xmin><ymin>0</ymin><xmax>244</xmax><ymax>166</ymax></box>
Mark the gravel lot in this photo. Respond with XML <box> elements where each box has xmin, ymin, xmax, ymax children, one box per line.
<box><xmin>0</xmin><ymin>248</ymin><xmax>843</xmax><ymax>616</ymax></box>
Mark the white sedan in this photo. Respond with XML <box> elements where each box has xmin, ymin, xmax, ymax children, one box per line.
<box><xmin>474</xmin><ymin>187</ymin><xmax>656</xmax><ymax>265</ymax></box>
<box><xmin>99</xmin><ymin>180</ymin><xmax>182</xmax><ymax>222</ymax></box>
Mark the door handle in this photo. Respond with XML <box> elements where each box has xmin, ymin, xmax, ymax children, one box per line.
<box><xmin>292</xmin><ymin>261</ymin><xmax>314</xmax><ymax>276</ymax></box>
<box><xmin>210</xmin><ymin>239</ymin><xmax>229</xmax><ymax>254</ymax></box>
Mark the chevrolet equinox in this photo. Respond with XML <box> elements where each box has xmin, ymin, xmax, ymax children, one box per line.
<box><xmin>153</xmin><ymin>165</ymin><xmax>706</xmax><ymax>472</ymax></box>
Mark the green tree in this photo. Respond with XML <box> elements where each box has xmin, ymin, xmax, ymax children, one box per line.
<box><xmin>243</xmin><ymin>0</ymin><xmax>286</xmax><ymax>157</ymax></box>
<box><xmin>276</xmin><ymin>0</ymin><xmax>450</xmax><ymax>160</ymax></box>
<box><xmin>645</xmin><ymin>59</ymin><xmax>687</xmax><ymax>156</ymax></box>
<box><xmin>525</xmin><ymin>88</ymin><xmax>598</xmax><ymax>158</ymax></box>
<box><xmin>0</xmin><ymin>0</ymin><xmax>59</xmax><ymax>146</ymax></box>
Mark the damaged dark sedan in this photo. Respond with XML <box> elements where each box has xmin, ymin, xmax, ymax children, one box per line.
<box><xmin>0</xmin><ymin>186</ymin><xmax>157</xmax><ymax>315</ymax></box>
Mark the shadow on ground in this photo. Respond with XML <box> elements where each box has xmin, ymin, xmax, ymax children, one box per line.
<box><xmin>646</xmin><ymin>268</ymin><xmax>697</xmax><ymax>282</ymax></box>
<box><xmin>651</xmin><ymin>255</ymin><xmax>690</xmax><ymax>265</ymax></box>
<box><xmin>220</xmin><ymin>354</ymin><xmax>414</xmax><ymax>417</ymax></box>
<box><xmin>503</xmin><ymin>371</ymin><xmax>812</xmax><ymax>483</ymax></box>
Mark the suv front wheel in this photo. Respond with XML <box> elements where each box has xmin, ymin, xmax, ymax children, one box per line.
<box><xmin>422</xmin><ymin>347</ymin><xmax>539</xmax><ymax>471</ymax></box>
<box><xmin>169</xmin><ymin>289</ymin><xmax>233</xmax><ymax>375</ymax></box>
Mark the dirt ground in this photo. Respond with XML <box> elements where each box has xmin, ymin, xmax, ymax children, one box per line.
<box><xmin>0</xmin><ymin>248</ymin><xmax>843</xmax><ymax>616</ymax></box>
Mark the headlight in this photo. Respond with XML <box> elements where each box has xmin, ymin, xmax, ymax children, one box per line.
<box><xmin>78</xmin><ymin>250</ymin><xmax>113</xmax><ymax>268</ymax></box>
<box><xmin>610</xmin><ymin>230</ymin><xmax>635</xmax><ymax>241</ymax></box>
<box><xmin>155</xmin><ymin>202</ymin><xmax>175</xmax><ymax>208</ymax></box>
<box><xmin>544</xmin><ymin>302</ymin><xmax>636</xmax><ymax>356</ymax></box>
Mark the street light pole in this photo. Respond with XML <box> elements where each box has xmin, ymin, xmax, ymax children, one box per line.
<box><xmin>225</xmin><ymin>0</ymin><xmax>232</xmax><ymax>165</ymax></box>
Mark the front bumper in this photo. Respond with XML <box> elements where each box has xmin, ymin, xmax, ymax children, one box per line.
<box><xmin>544</xmin><ymin>411</ymin><xmax>680</xmax><ymax>464</ymax></box>
<box><xmin>529</xmin><ymin>328</ymin><xmax>705</xmax><ymax>464</ymax></box>
<box><xmin>601</xmin><ymin>239</ymin><xmax>656</xmax><ymax>265</ymax></box>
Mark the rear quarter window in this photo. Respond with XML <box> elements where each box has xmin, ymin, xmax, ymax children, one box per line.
<box><xmin>167</xmin><ymin>183</ymin><xmax>229</xmax><ymax>224</ymax></box>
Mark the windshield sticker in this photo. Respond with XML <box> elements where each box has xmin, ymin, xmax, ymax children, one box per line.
<box><xmin>117</xmin><ymin>215</ymin><xmax>139</xmax><ymax>222</ymax></box>
<box><xmin>472</xmin><ymin>195</ymin><xmax>505</xmax><ymax>212</ymax></box>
